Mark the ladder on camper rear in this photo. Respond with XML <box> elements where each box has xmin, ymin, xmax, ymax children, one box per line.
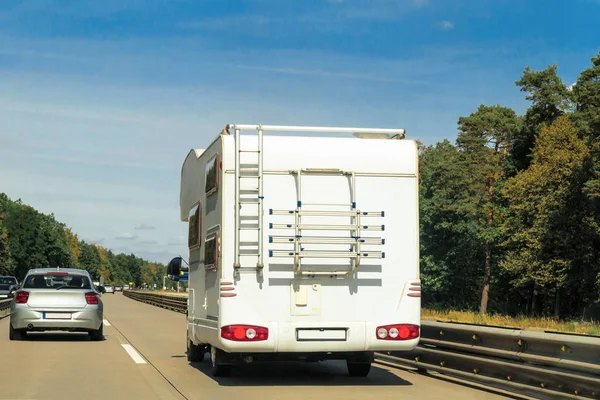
<box><xmin>233</xmin><ymin>126</ymin><xmax>264</xmax><ymax>271</ymax></box>
<box><xmin>268</xmin><ymin>169</ymin><xmax>386</xmax><ymax>276</ymax></box>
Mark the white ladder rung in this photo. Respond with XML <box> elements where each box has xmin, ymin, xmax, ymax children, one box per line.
<box><xmin>240</xmin><ymin>199</ymin><xmax>260</xmax><ymax>204</ymax></box>
<box><xmin>269</xmin><ymin>209</ymin><xmax>384</xmax><ymax>217</ymax></box>
<box><xmin>269</xmin><ymin>250</ymin><xmax>385</xmax><ymax>259</ymax></box>
<box><xmin>239</xmin><ymin>150</ymin><xmax>260</xmax><ymax>153</ymax></box>
<box><xmin>240</xmin><ymin>189</ymin><xmax>259</xmax><ymax>195</ymax></box>
<box><xmin>269</xmin><ymin>223</ymin><xmax>385</xmax><ymax>231</ymax></box>
<box><xmin>269</xmin><ymin>235</ymin><xmax>385</xmax><ymax>245</ymax></box>
<box><xmin>240</xmin><ymin>224</ymin><xmax>260</xmax><ymax>230</ymax></box>
<box><xmin>301</xmin><ymin>203</ymin><xmax>355</xmax><ymax>207</ymax></box>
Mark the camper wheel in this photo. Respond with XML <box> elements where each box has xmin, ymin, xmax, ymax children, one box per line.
<box><xmin>346</xmin><ymin>351</ymin><xmax>373</xmax><ymax>377</ymax></box>
<box><xmin>210</xmin><ymin>346</ymin><xmax>232</xmax><ymax>377</ymax></box>
<box><xmin>347</xmin><ymin>361</ymin><xmax>371</xmax><ymax>377</ymax></box>
<box><xmin>187</xmin><ymin>337</ymin><xmax>205</xmax><ymax>362</ymax></box>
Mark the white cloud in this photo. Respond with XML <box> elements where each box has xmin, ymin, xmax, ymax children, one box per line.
<box><xmin>135</xmin><ymin>224</ymin><xmax>156</xmax><ymax>230</ymax></box>
<box><xmin>440</xmin><ymin>20</ymin><xmax>454</xmax><ymax>30</ymax></box>
<box><xmin>115</xmin><ymin>233</ymin><xmax>138</xmax><ymax>241</ymax></box>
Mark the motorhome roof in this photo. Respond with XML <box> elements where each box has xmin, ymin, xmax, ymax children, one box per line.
<box><xmin>224</xmin><ymin>124</ymin><xmax>406</xmax><ymax>138</ymax></box>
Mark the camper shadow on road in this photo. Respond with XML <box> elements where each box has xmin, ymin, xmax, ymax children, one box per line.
<box><xmin>188</xmin><ymin>359</ymin><xmax>412</xmax><ymax>387</ymax></box>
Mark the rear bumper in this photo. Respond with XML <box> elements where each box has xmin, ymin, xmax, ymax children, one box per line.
<box><xmin>216</xmin><ymin>321</ymin><xmax>420</xmax><ymax>354</ymax></box>
<box><xmin>10</xmin><ymin>306</ymin><xmax>103</xmax><ymax>331</ymax></box>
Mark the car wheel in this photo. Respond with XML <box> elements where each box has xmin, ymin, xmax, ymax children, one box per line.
<box><xmin>347</xmin><ymin>361</ymin><xmax>371</xmax><ymax>377</ymax></box>
<box><xmin>89</xmin><ymin>323</ymin><xmax>104</xmax><ymax>341</ymax></box>
<box><xmin>9</xmin><ymin>324</ymin><xmax>25</xmax><ymax>341</ymax></box>
<box><xmin>210</xmin><ymin>346</ymin><xmax>231</xmax><ymax>377</ymax></box>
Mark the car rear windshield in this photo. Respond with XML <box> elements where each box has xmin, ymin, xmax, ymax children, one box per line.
<box><xmin>22</xmin><ymin>274</ymin><xmax>92</xmax><ymax>289</ymax></box>
<box><xmin>0</xmin><ymin>277</ymin><xmax>17</xmax><ymax>285</ymax></box>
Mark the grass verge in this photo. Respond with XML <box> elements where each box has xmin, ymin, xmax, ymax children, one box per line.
<box><xmin>422</xmin><ymin>308</ymin><xmax>600</xmax><ymax>336</ymax></box>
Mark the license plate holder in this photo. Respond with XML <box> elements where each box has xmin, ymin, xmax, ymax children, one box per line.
<box><xmin>43</xmin><ymin>312</ymin><xmax>72</xmax><ymax>320</ymax></box>
<box><xmin>296</xmin><ymin>328</ymin><xmax>347</xmax><ymax>341</ymax></box>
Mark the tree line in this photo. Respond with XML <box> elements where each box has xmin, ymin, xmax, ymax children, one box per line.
<box><xmin>419</xmin><ymin>51</ymin><xmax>600</xmax><ymax>318</ymax></box>
<box><xmin>0</xmin><ymin>193</ymin><xmax>166</xmax><ymax>288</ymax></box>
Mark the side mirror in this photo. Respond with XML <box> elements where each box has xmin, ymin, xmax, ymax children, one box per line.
<box><xmin>167</xmin><ymin>257</ymin><xmax>182</xmax><ymax>281</ymax></box>
<box><xmin>96</xmin><ymin>285</ymin><xmax>106</xmax><ymax>294</ymax></box>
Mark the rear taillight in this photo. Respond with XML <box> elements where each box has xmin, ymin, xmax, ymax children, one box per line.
<box><xmin>15</xmin><ymin>291</ymin><xmax>29</xmax><ymax>304</ymax></box>
<box><xmin>376</xmin><ymin>324</ymin><xmax>420</xmax><ymax>340</ymax></box>
<box><xmin>85</xmin><ymin>292</ymin><xmax>99</xmax><ymax>305</ymax></box>
<box><xmin>221</xmin><ymin>325</ymin><xmax>268</xmax><ymax>342</ymax></box>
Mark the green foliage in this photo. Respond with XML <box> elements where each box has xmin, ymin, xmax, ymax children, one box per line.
<box><xmin>500</xmin><ymin>117</ymin><xmax>592</xmax><ymax>292</ymax></box>
<box><xmin>510</xmin><ymin>64</ymin><xmax>573</xmax><ymax>172</ymax></box>
<box><xmin>419</xmin><ymin>51</ymin><xmax>600</xmax><ymax>318</ymax></box>
<box><xmin>0</xmin><ymin>193</ymin><xmax>166</xmax><ymax>286</ymax></box>
<box><xmin>419</xmin><ymin>140</ymin><xmax>486</xmax><ymax>309</ymax></box>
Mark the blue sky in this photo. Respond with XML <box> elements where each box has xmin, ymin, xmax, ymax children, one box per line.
<box><xmin>1</xmin><ymin>0</ymin><xmax>599</xmax><ymax>264</ymax></box>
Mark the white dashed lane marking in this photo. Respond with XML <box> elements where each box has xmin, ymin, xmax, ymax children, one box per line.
<box><xmin>121</xmin><ymin>344</ymin><xmax>147</xmax><ymax>364</ymax></box>
<box><xmin>103</xmin><ymin>319</ymin><xmax>111</xmax><ymax>326</ymax></box>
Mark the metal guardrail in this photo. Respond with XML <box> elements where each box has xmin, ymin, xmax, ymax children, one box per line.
<box><xmin>123</xmin><ymin>291</ymin><xmax>600</xmax><ymax>400</ymax></box>
<box><xmin>123</xmin><ymin>290</ymin><xmax>187</xmax><ymax>313</ymax></box>
<box><xmin>382</xmin><ymin>321</ymin><xmax>600</xmax><ymax>400</ymax></box>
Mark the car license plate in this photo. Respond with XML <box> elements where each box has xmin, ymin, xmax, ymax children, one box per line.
<box><xmin>44</xmin><ymin>312</ymin><xmax>72</xmax><ymax>320</ymax></box>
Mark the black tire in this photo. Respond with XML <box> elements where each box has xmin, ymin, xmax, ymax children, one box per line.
<box><xmin>89</xmin><ymin>323</ymin><xmax>104</xmax><ymax>341</ymax></box>
<box><xmin>187</xmin><ymin>337</ymin><xmax>205</xmax><ymax>362</ymax></box>
<box><xmin>210</xmin><ymin>347</ymin><xmax>231</xmax><ymax>377</ymax></box>
<box><xmin>347</xmin><ymin>361</ymin><xmax>371</xmax><ymax>377</ymax></box>
<box><xmin>9</xmin><ymin>324</ymin><xmax>25</xmax><ymax>341</ymax></box>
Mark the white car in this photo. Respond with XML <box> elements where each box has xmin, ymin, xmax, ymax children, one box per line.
<box><xmin>103</xmin><ymin>284</ymin><xmax>115</xmax><ymax>294</ymax></box>
<box><xmin>10</xmin><ymin>268</ymin><xmax>104</xmax><ymax>341</ymax></box>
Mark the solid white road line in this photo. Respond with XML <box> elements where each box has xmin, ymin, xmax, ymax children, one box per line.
<box><xmin>121</xmin><ymin>344</ymin><xmax>147</xmax><ymax>364</ymax></box>
<box><xmin>103</xmin><ymin>319</ymin><xmax>111</xmax><ymax>326</ymax></box>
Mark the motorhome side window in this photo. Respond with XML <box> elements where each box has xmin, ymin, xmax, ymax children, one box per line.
<box><xmin>204</xmin><ymin>232</ymin><xmax>218</xmax><ymax>270</ymax></box>
<box><xmin>188</xmin><ymin>203</ymin><xmax>201</xmax><ymax>249</ymax></box>
<box><xmin>205</xmin><ymin>154</ymin><xmax>219</xmax><ymax>196</ymax></box>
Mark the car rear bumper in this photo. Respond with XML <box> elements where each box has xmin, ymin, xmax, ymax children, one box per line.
<box><xmin>10</xmin><ymin>307</ymin><xmax>102</xmax><ymax>331</ymax></box>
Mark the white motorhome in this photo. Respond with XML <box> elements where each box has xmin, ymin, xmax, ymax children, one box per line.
<box><xmin>167</xmin><ymin>124</ymin><xmax>421</xmax><ymax>377</ymax></box>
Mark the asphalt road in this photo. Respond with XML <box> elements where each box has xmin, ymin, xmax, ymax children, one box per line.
<box><xmin>0</xmin><ymin>293</ymin><xmax>520</xmax><ymax>400</ymax></box>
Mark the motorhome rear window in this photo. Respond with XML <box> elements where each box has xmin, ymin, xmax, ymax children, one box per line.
<box><xmin>188</xmin><ymin>202</ymin><xmax>201</xmax><ymax>248</ymax></box>
<box><xmin>205</xmin><ymin>153</ymin><xmax>219</xmax><ymax>196</ymax></box>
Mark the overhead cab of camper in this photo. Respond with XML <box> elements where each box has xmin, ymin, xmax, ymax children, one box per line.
<box><xmin>172</xmin><ymin>124</ymin><xmax>421</xmax><ymax>377</ymax></box>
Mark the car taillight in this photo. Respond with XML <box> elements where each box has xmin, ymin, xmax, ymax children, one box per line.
<box><xmin>85</xmin><ymin>292</ymin><xmax>99</xmax><ymax>305</ymax></box>
<box><xmin>376</xmin><ymin>324</ymin><xmax>420</xmax><ymax>340</ymax></box>
<box><xmin>15</xmin><ymin>291</ymin><xmax>29</xmax><ymax>304</ymax></box>
<box><xmin>221</xmin><ymin>325</ymin><xmax>268</xmax><ymax>342</ymax></box>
